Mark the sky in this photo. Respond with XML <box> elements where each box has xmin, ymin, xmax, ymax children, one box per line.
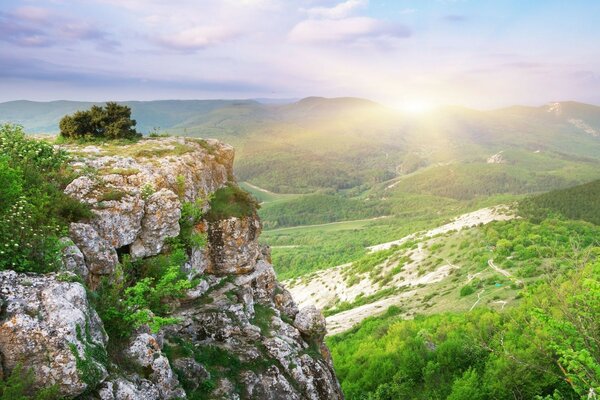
<box><xmin>1</xmin><ymin>0</ymin><xmax>600</xmax><ymax>109</ymax></box>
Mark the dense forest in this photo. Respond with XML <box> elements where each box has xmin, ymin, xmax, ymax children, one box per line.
<box><xmin>520</xmin><ymin>179</ymin><xmax>600</xmax><ymax>225</ymax></box>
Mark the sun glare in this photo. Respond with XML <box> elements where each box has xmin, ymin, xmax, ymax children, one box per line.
<box><xmin>389</xmin><ymin>99</ymin><xmax>436</xmax><ymax>114</ymax></box>
<box><xmin>404</xmin><ymin>100</ymin><xmax>435</xmax><ymax>114</ymax></box>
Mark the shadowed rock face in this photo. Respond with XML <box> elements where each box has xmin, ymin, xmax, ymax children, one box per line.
<box><xmin>0</xmin><ymin>137</ymin><xmax>344</xmax><ymax>399</ymax></box>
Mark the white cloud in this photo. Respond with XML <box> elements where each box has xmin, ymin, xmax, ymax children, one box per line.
<box><xmin>289</xmin><ymin>17</ymin><xmax>410</xmax><ymax>44</ymax></box>
<box><xmin>155</xmin><ymin>26</ymin><xmax>240</xmax><ymax>50</ymax></box>
<box><xmin>305</xmin><ymin>0</ymin><xmax>368</xmax><ymax>19</ymax></box>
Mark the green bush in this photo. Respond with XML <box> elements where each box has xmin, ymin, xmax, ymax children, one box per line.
<box><xmin>59</xmin><ymin>102</ymin><xmax>140</xmax><ymax>141</ymax></box>
<box><xmin>459</xmin><ymin>284</ymin><xmax>475</xmax><ymax>297</ymax></box>
<box><xmin>0</xmin><ymin>124</ymin><xmax>90</xmax><ymax>273</ymax></box>
<box><xmin>0</xmin><ymin>363</ymin><xmax>60</xmax><ymax>399</ymax></box>
<box><xmin>204</xmin><ymin>184</ymin><xmax>260</xmax><ymax>221</ymax></box>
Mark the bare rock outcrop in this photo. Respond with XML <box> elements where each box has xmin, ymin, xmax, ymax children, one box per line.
<box><xmin>131</xmin><ymin>188</ymin><xmax>181</xmax><ymax>259</ymax></box>
<box><xmin>6</xmin><ymin>136</ymin><xmax>345</xmax><ymax>400</ymax></box>
<box><xmin>205</xmin><ymin>215</ymin><xmax>262</xmax><ymax>275</ymax></box>
<box><xmin>0</xmin><ymin>270</ymin><xmax>108</xmax><ymax>398</ymax></box>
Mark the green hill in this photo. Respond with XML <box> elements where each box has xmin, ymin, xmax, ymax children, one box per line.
<box><xmin>520</xmin><ymin>179</ymin><xmax>600</xmax><ymax>224</ymax></box>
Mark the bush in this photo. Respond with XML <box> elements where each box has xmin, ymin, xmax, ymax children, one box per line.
<box><xmin>459</xmin><ymin>284</ymin><xmax>476</xmax><ymax>297</ymax></box>
<box><xmin>59</xmin><ymin>102</ymin><xmax>140</xmax><ymax>140</ymax></box>
<box><xmin>0</xmin><ymin>363</ymin><xmax>60</xmax><ymax>399</ymax></box>
<box><xmin>0</xmin><ymin>124</ymin><xmax>90</xmax><ymax>273</ymax></box>
<box><xmin>204</xmin><ymin>184</ymin><xmax>260</xmax><ymax>222</ymax></box>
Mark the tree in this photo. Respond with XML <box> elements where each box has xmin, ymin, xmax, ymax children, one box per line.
<box><xmin>59</xmin><ymin>102</ymin><xmax>139</xmax><ymax>140</ymax></box>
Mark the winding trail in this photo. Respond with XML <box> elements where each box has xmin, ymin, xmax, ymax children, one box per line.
<box><xmin>469</xmin><ymin>289</ymin><xmax>485</xmax><ymax>311</ymax></box>
<box><xmin>488</xmin><ymin>259</ymin><xmax>523</xmax><ymax>286</ymax></box>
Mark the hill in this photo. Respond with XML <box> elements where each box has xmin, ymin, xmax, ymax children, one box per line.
<box><xmin>520</xmin><ymin>178</ymin><xmax>600</xmax><ymax>224</ymax></box>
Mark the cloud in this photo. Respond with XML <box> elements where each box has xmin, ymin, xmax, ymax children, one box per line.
<box><xmin>0</xmin><ymin>55</ymin><xmax>271</xmax><ymax>94</ymax></box>
<box><xmin>305</xmin><ymin>0</ymin><xmax>367</xmax><ymax>19</ymax></box>
<box><xmin>154</xmin><ymin>26</ymin><xmax>240</xmax><ymax>51</ymax></box>
<box><xmin>0</xmin><ymin>6</ymin><xmax>118</xmax><ymax>50</ymax></box>
<box><xmin>289</xmin><ymin>17</ymin><xmax>410</xmax><ymax>44</ymax></box>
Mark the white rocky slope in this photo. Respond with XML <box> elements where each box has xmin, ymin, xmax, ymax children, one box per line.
<box><xmin>0</xmin><ymin>137</ymin><xmax>343</xmax><ymax>400</ymax></box>
<box><xmin>285</xmin><ymin>205</ymin><xmax>515</xmax><ymax>335</ymax></box>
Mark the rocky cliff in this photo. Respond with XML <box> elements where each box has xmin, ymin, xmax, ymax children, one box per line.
<box><xmin>0</xmin><ymin>137</ymin><xmax>343</xmax><ymax>400</ymax></box>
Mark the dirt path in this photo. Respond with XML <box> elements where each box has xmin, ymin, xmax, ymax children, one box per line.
<box><xmin>469</xmin><ymin>289</ymin><xmax>485</xmax><ymax>311</ymax></box>
<box><xmin>488</xmin><ymin>259</ymin><xmax>523</xmax><ymax>285</ymax></box>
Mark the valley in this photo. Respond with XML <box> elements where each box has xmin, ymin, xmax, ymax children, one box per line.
<box><xmin>3</xmin><ymin>97</ymin><xmax>600</xmax><ymax>399</ymax></box>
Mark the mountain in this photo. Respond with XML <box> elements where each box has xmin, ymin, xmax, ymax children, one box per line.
<box><xmin>3</xmin><ymin>98</ymin><xmax>600</xmax><ymax>195</ymax></box>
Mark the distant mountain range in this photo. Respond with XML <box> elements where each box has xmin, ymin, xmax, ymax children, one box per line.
<box><xmin>2</xmin><ymin>97</ymin><xmax>600</xmax><ymax>195</ymax></box>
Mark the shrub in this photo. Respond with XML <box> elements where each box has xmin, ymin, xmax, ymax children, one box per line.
<box><xmin>0</xmin><ymin>124</ymin><xmax>90</xmax><ymax>273</ymax></box>
<box><xmin>0</xmin><ymin>363</ymin><xmax>60</xmax><ymax>399</ymax></box>
<box><xmin>459</xmin><ymin>284</ymin><xmax>476</xmax><ymax>297</ymax></box>
<box><xmin>59</xmin><ymin>102</ymin><xmax>140</xmax><ymax>141</ymax></box>
<box><xmin>204</xmin><ymin>184</ymin><xmax>260</xmax><ymax>222</ymax></box>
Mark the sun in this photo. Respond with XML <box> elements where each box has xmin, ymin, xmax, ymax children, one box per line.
<box><xmin>403</xmin><ymin>99</ymin><xmax>436</xmax><ymax>114</ymax></box>
<box><xmin>389</xmin><ymin>99</ymin><xmax>436</xmax><ymax>114</ymax></box>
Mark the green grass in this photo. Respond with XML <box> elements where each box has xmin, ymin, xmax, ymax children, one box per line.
<box><xmin>204</xmin><ymin>184</ymin><xmax>260</xmax><ymax>221</ymax></box>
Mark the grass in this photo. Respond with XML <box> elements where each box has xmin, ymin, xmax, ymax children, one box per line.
<box><xmin>204</xmin><ymin>184</ymin><xmax>260</xmax><ymax>221</ymax></box>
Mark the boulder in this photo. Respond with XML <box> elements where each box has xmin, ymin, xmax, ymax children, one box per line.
<box><xmin>91</xmin><ymin>194</ymin><xmax>145</xmax><ymax>249</ymax></box>
<box><xmin>131</xmin><ymin>189</ymin><xmax>181</xmax><ymax>259</ymax></box>
<box><xmin>294</xmin><ymin>306</ymin><xmax>327</xmax><ymax>339</ymax></box>
<box><xmin>0</xmin><ymin>270</ymin><xmax>108</xmax><ymax>398</ymax></box>
<box><xmin>206</xmin><ymin>216</ymin><xmax>262</xmax><ymax>275</ymax></box>
<box><xmin>69</xmin><ymin>223</ymin><xmax>118</xmax><ymax>285</ymax></box>
<box><xmin>60</xmin><ymin>237</ymin><xmax>89</xmax><ymax>280</ymax></box>
<box><xmin>125</xmin><ymin>333</ymin><xmax>185</xmax><ymax>399</ymax></box>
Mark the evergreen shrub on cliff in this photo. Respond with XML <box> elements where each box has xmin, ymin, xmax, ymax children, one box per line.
<box><xmin>59</xmin><ymin>102</ymin><xmax>140</xmax><ymax>141</ymax></box>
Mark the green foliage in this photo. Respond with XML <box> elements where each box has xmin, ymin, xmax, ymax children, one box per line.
<box><xmin>329</xmin><ymin>255</ymin><xmax>600</xmax><ymax>400</ymax></box>
<box><xmin>204</xmin><ymin>184</ymin><xmax>260</xmax><ymax>221</ymax></box>
<box><xmin>59</xmin><ymin>102</ymin><xmax>140</xmax><ymax>140</ymax></box>
<box><xmin>531</xmin><ymin>261</ymin><xmax>600</xmax><ymax>397</ymax></box>
<box><xmin>459</xmin><ymin>284</ymin><xmax>476</xmax><ymax>297</ymax></box>
<box><xmin>520</xmin><ymin>179</ymin><xmax>600</xmax><ymax>225</ymax></box>
<box><xmin>0</xmin><ymin>124</ymin><xmax>90</xmax><ymax>273</ymax></box>
<box><xmin>258</xmin><ymin>194</ymin><xmax>389</xmax><ymax>229</ymax></box>
<box><xmin>69</xmin><ymin>324</ymin><xmax>108</xmax><ymax>391</ymax></box>
<box><xmin>0</xmin><ymin>363</ymin><xmax>60</xmax><ymax>400</ymax></box>
<box><xmin>176</xmin><ymin>200</ymin><xmax>207</xmax><ymax>250</ymax></box>
<box><xmin>123</xmin><ymin>266</ymin><xmax>191</xmax><ymax>332</ymax></box>
<box><xmin>94</xmin><ymin>256</ymin><xmax>191</xmax><ymax>339</ymax></box>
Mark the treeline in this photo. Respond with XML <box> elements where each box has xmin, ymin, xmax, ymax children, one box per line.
<box><xmin>393</xmin><ymin>163</ymin><xmax>576</xmax><ymax>200</ymax></box>
<box><xmin>520</xmin><ymin>179</ymin><xmax>600</xmax><ymax>225</ymax></box>
<box><xmin>329</xmin><ymin>256</ymin><xmax>600</xmax><ymax>399</ymax></box>
<box><xmin>259</xmin><ymin>194</ymin><xmax>389</xmax><ymax>228</ymax></box>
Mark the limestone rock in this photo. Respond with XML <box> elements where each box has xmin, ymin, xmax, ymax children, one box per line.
<box><xmin>274</xmin><ymin>284</ymin><xmax>299</xmax><ymax>319</ymax></box>
<box><xmin>206</xmin><ymin>216</ymin><xmax>262</xmax><ymax>275</ymax></box>
<box><xmin>294</xmin><ymin>305</ymin><xmax>327</xmax><ymax>339</ymax></box>
<box><xmin>69</xmin><ymin>223</ymin><xmax>118</xmax><ymax>284</ymax></box>
<box><xmin>60</xmin><ymin>237</ymin><xmax>89</xmax><ymax>280</ymax></box>
<box><xmin>131</xmin><ymin>189</ymin><xmax>181</xmax><ymax>259</ymax></box>
<box><xmin>97</xmin><ymin>378</ymin><xmax>161</xmax><ymax>400</ymax></box>
<box><xmin>64</xmin><ymin>175</ymin><xmax>97</xmax><ymax>203</ymax></box>
<box><xmin>91</xmin><ymin>195</ymin><xmax>145</xmax><ymax>249</ymax></box>
<box><xmin>0</xmin><ymin>270</ymin><xmax>108</xmax><ymax>398</ymax></box>
<box><xmin>171</xmin><ymin>358</ymin><xmax>210</xmax><ymax>391</ymax></box>
<box><xmin>125</xmin><ymin>333</ymin><xmax>185</xmax><ymax>400</ymax></box>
